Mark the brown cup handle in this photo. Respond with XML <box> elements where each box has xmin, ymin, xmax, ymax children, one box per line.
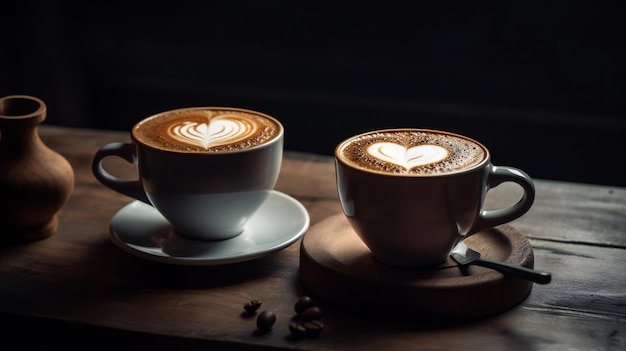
<box><xmin>92</xmin><ymin>142</ymin><xmax>150</xmax><ymax>204</ymax></box>
<box><xmin>469</xmin><ymin>164</ymin><xmax>535</xmax><ymax>234</ymax></box>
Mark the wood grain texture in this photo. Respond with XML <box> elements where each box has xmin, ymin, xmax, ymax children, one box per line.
<box><xmin>0</xmin><ymin>126</ymin><xmax>624</xmax><ymax>350</ymax></box>
<box><xmin>300</xmin><ymin>215</ymin><xmax>534</xmax><ymax>321</ymax></box>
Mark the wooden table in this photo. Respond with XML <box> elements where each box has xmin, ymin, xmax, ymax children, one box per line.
<box><xmin>1</xmin><ymin>126</ymin><xmax>625</xmax><ymax>350</ymax></box>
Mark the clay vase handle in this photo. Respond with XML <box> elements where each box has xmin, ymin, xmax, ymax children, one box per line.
<box><xmin>92</xmin><ymin>142</ymin><xmax>150</xmax><ymax>204</ymax></box>
<box><xmin>469</xmin><ymin>165</ymin><xmax>535</xmax><ymax>234</ymax></box>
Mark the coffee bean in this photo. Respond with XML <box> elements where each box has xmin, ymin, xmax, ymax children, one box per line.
<box><xmin>294</xmin><ymin>296</ymin><xmax>316</xmax><ymax>315</ymax></box>
<box><xmin>302</xmin><ymin>320</ymin><xmax>324</xmax><ymax>337</ymax></box>
<box><xmin>301</xmin><ymin>306</ymin><xmax>323</xmax><ymax>321</ymax></box>
<box><xmin>289</xmin><ymin>321</ymin><xmax>308</xmax><ymax>339</ymax></box>
<box><xmin>243</xmin><ymin>300</ymin><xmax>262</xmax><ymax>313</ymax></box>
<box><xmin>256</xmin><ymin>310</ymin><xmax>276</xmax><ymax>332</ymax></box>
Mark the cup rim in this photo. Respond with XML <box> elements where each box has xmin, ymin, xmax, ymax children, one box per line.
<box><xmin>130</xmin><ymin>106</ymin><xmax>284</xmax><ymax>154</ymax></box>
<box><xmin>334</xmin><ymin>128</ymin><xmax>491</xmax><ymax>177</ymax></box>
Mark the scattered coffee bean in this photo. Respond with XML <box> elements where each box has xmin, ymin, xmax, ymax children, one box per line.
<box><xmin>294</xmin><ymin>296</ymin><xmax>316</xmax><ymax>315</ymax></box>
<box><xmin>289</xmin><ymin>321</ymin><xmax>309</xmax><ymax>339</ymax></box>
<box><xmin>301</xmin><ymin>306</ymin><xmax>323</xmax><ymax>321</ymax></box>
<box><xmin>288</xmin><ymin>296</ymin><xmax>326</xmax><ymax>339</ymax></box>
<box><xmin>256</xmin><ymin>310</ymin><xmax>276</xmax><ymax>332</ymax></box>
<box><xmin>302</xmin><ymin>320</ymin><xmax>324</xmax><ymax>337</ymax></box>
<box><xmin>243</xmin><ymin>300</ymin><xmax>262</xmax><ymax>313</ymax></box>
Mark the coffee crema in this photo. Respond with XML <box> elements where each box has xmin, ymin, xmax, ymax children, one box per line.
<box><xmin>337</xmin><ymin>130</ymin><xmax>487</xmax><ymax>175</ymax></box>
<box><xmin>133</xmin><ymin>108</ymin><xmax>281</xmax><ymax>153</ymax></box>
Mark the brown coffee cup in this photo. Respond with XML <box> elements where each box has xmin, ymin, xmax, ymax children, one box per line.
<box><xmin>335</xmin><ymin>129</ymin><xmax>535</xmax><ymax>267</ymax></box>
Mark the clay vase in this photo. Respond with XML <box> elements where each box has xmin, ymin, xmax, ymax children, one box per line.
<box><xmin>0</xmin><ymin>95</ymin><xmax>75</xmax><ymax>242</ymax></box>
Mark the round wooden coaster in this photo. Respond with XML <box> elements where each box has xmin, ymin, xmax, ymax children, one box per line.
<box><xmin>299</xmin><ymin>214</ymin><xmax>534</xmax><ymax>321</ymax></box>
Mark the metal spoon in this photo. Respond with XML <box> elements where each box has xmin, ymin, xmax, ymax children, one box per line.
<box><xmin>450</xmin><ymin>241</ymin><xmax>552</xmax><ymax>284</ymax></box>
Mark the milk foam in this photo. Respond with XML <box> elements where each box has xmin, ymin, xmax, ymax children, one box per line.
<box><xmin>168</xmin><ymin>115</ymin><xmax>258</xmax><ymax>149</ymax></box>
<box><xmin>339</xmin><ymin>130</ymin><xmax>486</xmax><ymax>175</ymax></box>
<box><xmin>367</xmin><ymin>142</ymin><xmax>449</xmax><ymax>170</ymax></box>
<box><xmin>133</xmin><ymin>109</ymin><xmax>280</xmax><ymax>153</ymax></box>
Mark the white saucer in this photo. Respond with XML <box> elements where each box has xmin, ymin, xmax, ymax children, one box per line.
<box><xmin>109</xmin><ymin>190</ymin><xmax>310</xmax><ymax>265</ymax></box>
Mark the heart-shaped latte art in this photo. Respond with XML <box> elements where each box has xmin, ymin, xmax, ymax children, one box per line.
<box><xmin>168</xmin><ymin>115</ymin><xmax>257</xmax><ymax>149</ymax></box>
<box><xmin>367</xmin><ymin>142</ymin><xmax>449</xmax><ymax>169</ymax></box>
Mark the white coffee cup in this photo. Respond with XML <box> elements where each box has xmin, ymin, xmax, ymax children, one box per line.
<box><xmin>92</xmin><ymin>107</ymin><xmax>283</xmax><ymax>241</ymax></box>
<box><xmin>335</xmin><ymin>129</ymin><xmax>535</xmax><ymax>267</ymax></box>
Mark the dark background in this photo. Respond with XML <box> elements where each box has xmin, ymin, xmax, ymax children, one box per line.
<box><xmin>2</xmin><ymin>1</ymin><xmax>625</xmax><ymax>186</ymax></box>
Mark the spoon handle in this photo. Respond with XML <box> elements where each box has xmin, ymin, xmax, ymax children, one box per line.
<box><xmin>473</xmin><ymin>258</ymin><xmax>552</xmax><ymax>284</ymax></box>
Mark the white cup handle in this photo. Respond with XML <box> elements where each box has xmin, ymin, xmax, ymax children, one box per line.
<box><xmin>92</xmin><ymin>142</ymin><xmax>150</xmax><ymax>204</ymax></box>
<box><xmin>469</xmin><ymin>164</ymin><xmax>535</xmax><ymax>234</ymax></box>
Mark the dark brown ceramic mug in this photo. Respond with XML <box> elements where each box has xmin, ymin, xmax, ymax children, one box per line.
<box><xmin>335</xmin><ymin>129</ymin><xmax>535</xmax><ymax>267</ymax></box>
